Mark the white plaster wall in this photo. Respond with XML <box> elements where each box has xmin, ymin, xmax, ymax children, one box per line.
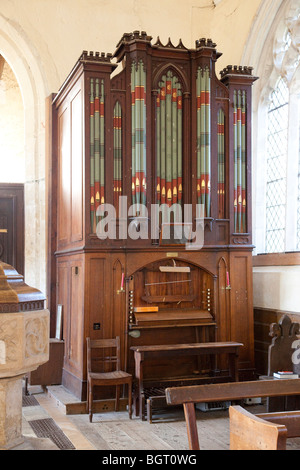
<box><xmin>0</xmin><ymin>0</ymin><xmax>262</xmax><ymax>92</ymax></box>
<box><xmin>0</xmin><ymin>61</ymin><xmax>24</xmax><ymax>183</ymax></box>
<box><xmin>253</xmin><ymin>266</ymin><xmax>300</xmax><ymax>313</ymax></box>
<box><xmin>0</xmin><ymin>0</ymin><xmax>263</xmax><ymax>297</ymax></box>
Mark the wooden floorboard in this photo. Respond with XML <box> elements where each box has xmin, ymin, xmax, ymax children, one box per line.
<box><xmin>21</xmin><ymin>385</ymin><xmax>300</xmax><ymax>451</ymax></box>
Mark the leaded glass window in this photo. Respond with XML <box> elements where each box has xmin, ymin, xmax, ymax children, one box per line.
<box><xmin>265</xmin><ymin>78</ymin><xmax>289</xmax><ymax>253</ymax></box>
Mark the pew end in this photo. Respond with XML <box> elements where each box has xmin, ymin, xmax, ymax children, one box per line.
<box><xmin>165</xmin><ymin>378</ymin><xmax>300</xmax><ymax>450</ymax></box>
<box><xmin>229</xmin><ymin>405</ymin><xmax>287</xmax><ymax>450</ymax></box>
<box><xmin>230</xmin><ymin>405</ymin><xmax>300</xmax><ymax>450</ymax></box>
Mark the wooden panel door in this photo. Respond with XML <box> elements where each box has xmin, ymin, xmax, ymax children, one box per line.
<box><xmin>230</xmin><ymin>251</ymin><xmax>255</xmax><ymax>375</ymax></box>
<box><xmin>0</xmin><ymin>184</ymin><xmax>24</xmax><ymax>275</ymax></box>
<box><xmin>0</xmin><ymin>198</ymin><xmax>14</xmax><ymax>266</ymax></box>
<box><xmin>57</xmin><ymin>255</ymin><xmax>85</xmax><ymax>400</ymax></box>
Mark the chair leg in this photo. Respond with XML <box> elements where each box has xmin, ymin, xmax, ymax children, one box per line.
<box><xmin>147</xmin><ymin>398</ymin><xmax>152</xmax><ymax>423</ymax></box>
<box><xmin>86</xmin><ymin>381</ymin><xmax>89</xmax><ymax>413</ymax></box>
<box><xmin>89</xmin><ymin>383</ymin><xmax>93</xmax><ymax>423</ymax></box>
<box><xmin>128</xmin><ymin>381</ymin><xmax>132</xmax><ymax>419</ymax></box>
<box><xmin>115</xmin><ymin>385</ymin><xmax>120</xmax><ymax>411</ymax></box>
<box><xmin>24</xmin><ymin>375</ymin><xmax>29</xmax><ymax>396</ymax></box>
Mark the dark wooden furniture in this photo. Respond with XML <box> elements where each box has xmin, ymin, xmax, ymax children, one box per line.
<box><xmin>25</xmin><ymin>338</ymin><xmax>64</xmax><ymax>393</ymax></box>
<box><xmin>165</xmin><ymin>378</ymin><xmax>300</xmax><ymax>450</ymax></box>
<box><xmin>254</xmin><ymin>307</ymin><xmax>300</xmax><ymax>376</ymax></box>
<box><xmin>86</xmin><ymin>336</ymin><xmax>132</xmax><ymax>422</ymax></box>
<box><xmin>131</xmin><ymin>341</ymin><xmax>243</xmax><ymax>420</ymax></box>
<box><xmin>48</xmin><ymin>31</ymin><xmax>257</xmax><ymax>401</ymax></box>
<box><xmin>268</xmin><ymin>314</ymin><xmax>300</xmax><ymax>376</ymax></box>
<box><xmin>229</xmin><ymin>405</ymin><xmax>300</xmax><ymax>450</ymax></box>
<box><xmin>261</xmin><ymin>314</ymin><xmax>300</xmax><ymax>411</ymax></box>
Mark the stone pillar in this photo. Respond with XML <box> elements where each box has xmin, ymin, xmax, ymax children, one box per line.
<box><xmin>0</xmin><ymin>262</ymin><xmax>49</xmax><ymax>449</ymax></box>
<box><xmin>0</xmin><ymin>375</ymin><xmax>23</xmax><ymax>448</ymax></box>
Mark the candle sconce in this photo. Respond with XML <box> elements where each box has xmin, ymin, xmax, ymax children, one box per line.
<box><xmin>225</xmin><ymin>271</ymin><xmax>231</xmax><ymax>290</ymax></box>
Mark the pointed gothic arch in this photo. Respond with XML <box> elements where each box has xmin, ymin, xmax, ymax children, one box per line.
<box><xmin>241</xmin><ymin>0</ymin><xmax>300</xmax><ymax>254</ymax></box>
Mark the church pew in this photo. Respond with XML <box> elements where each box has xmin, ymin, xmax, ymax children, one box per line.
<box><xmin>229</xmin><ymin>405</ymin><xmax>300</xmax><ymax>450</ymax></box>
<box><xmin>165</xmin><ymin>378</ymin><xmax>300</xmax><ymax>450</ymax></box>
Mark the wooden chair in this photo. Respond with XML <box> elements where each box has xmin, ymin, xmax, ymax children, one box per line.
<box><xmin>86</xmin><ymin>337</ymin><xmax>132</xmax><ymax>422</ymax></box>
<box><xmin>229</xmin><ymin>405</ymin><xmax>300</xmax><ymax>450</ymax></box>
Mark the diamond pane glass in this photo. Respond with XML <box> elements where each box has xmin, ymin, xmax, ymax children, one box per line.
<box><xmin>265</xmin><ymin>78</ymin><xmax>288</xmax><ymax>253</ymax></box>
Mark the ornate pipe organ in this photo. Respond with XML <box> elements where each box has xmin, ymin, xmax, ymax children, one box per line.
<box><xmin>49</xmin><ymin>32</ymin><xmax>257</xmax><ymax>400</ymax></box>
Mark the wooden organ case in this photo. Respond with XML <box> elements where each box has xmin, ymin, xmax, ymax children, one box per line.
<box><xmin>49</xmin><ymin>32</ymin><xmax>257</xmax><ymax>400</ymax></box>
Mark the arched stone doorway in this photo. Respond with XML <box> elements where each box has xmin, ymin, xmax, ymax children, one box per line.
<box><xmin>0</xmin><ymin>14</ymin><xmax>54</xmax><ymax>296</ymax></box>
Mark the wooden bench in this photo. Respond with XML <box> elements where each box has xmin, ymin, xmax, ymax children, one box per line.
<box><xmin>229</xmin><ymin>405</ymin><xmax>300</xmax><ymax>450</ymax></box>
<box><xmin>130</xmin><ymin>341</ymin><xmax>243</xmax><ymax>420</ymax></box>
<box><xmin>165</xmin><ymin>378</ymin><xmax>300</xmax><ymax>450</ymax></box>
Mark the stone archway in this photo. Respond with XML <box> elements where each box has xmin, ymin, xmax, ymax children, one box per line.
<box><xmin>240</xmin><ymin>0</ymin><xmax>286</xmax><ymax>255</ymax></box>
<box><xmin>0</xmin><ymin>14</ymin><xmax>52</xmax><ymax>295</ymax></box>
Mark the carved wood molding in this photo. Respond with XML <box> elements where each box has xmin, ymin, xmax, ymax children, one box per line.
<box><xmin>232</xmin><ymin>236</ymin><xmax>250</xmax><ymax>245</ymax></box>
<box><xmin>253</xmin><ymin>252</ymin><xmax>300</xmax><ymax>266</ymax></box>
<box><xmin>0</xmin><ymin>303</ymin><xmax>19</xmax><ymax>313</ymax></box>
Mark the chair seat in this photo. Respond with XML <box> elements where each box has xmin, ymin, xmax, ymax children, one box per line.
<box><xmin>89</xmin><ymin>370</ymin><xmax>132</xmax><ymax>381</ymax></box>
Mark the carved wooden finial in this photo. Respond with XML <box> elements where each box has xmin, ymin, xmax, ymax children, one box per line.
<box><xmin>269</xmin><ymin>314</ymin><xmax>300</xmax><ymax>339</ymax></box>
<box><xmin>220</xmin><ymin>65</ymin><xmax>254</xmax><ymax>78</ymax></box>
<box><xmin>195</xmin><ymin>38</ymin><xmax>217</xmax><ymax>49</ymax></box>
<box><xmin>267</xmin><ymin>314</ymin><xmax>300</xmax><ymax>375</ymax></box>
